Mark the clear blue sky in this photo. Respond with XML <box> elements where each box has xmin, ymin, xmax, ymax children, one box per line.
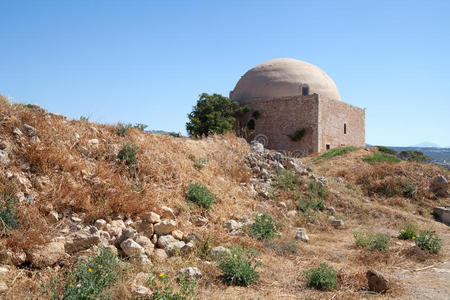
<box><xmin>1</xmin><ymin>0</ymin><xmax>449</xmax><ymax>146</ymax></box>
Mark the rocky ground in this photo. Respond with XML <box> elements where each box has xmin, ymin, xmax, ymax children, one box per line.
<box><xmin>0</xmin><ymin>97</ymin><xmax>449</xmax><ymax>299</ymax></box>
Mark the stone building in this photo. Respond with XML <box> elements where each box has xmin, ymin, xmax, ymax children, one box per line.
<box><xmin>230</xmin><ymin>58</ymin><xmax>365</xmax><ymax>157</ymax></box>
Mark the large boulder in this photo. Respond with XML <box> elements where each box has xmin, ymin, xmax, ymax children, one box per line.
<box><xmin>26</xmin><ymin>242</ymin><xmax>66</xmax><ymax>267</ymax></box>
<box><xmin>157</xmin><ymin>235</ymin><xmax>176</xmax><ymax>248</ymax></box>
<box><xmin>430</xmin><ymin>175</ymin><xmax>448</xmax><ymax>197</ymax></box>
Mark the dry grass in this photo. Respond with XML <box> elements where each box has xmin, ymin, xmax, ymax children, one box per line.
<box><xmin>1</xmin><ymin>98</ymin><xmax>449</xmax><ymax>299</ymax></box>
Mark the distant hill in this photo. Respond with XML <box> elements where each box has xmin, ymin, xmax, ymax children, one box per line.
<box><xmin>410</xmin><ymin>142</ymin><xmax>441</xmax><ymax>148</ymax></box>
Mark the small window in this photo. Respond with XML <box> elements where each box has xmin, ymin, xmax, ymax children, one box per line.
<box><xmin>247</xmin><ymin>119</ymin><xmax>255</xmax><ymax>130</ymax></box>
<box><xmin>344</xmin><ymin>123</ymin><xmax>347</xmax><ymax>134</ymax></box>
<box><xmin>302</xmin><ymin>86</ymin><xmax>309</xmax><ymax>96</ymax></box>
<box><xmin>326</xmin><ymin>144</ymin><xmax>330</xmax><ymax>150</ymax></box>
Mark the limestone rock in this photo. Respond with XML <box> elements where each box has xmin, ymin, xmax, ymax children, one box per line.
<box><xmin>192</xmin><ymin>215</ymin><xmax>208</xmax><ymax>226</ymax></box>
<box><xmin>330</xmin><ymin>219</ymin><xmax>344</xmax><ymax>228</ymax></box>
<box><xmin>136</xmin><ymin>254</ymin><xmax>153</xmax><ymax>267</ymax></box>
<box><xmin>132</xmin><ymin>285</ymin><xmax>151</xmax><ymax>297</ymax></box>
<box><xmin>0</xmin><ymin>150</ymin><xmax>10</xmax><ymax>166</ymax></box>
<box><xmin>225</xmin><ymin>220</ymin><xmax>242</xmax><ymax>232</ymax></box>
<box><xmin>295</xmin><ymin>228</ymin><xmax>309</xmax><ymax>242</ymax></box>
<box><xmin>135</xmin><ymin>235</ymin><xmax>154</xmax><ymax>256</ymax></box>
<box><xmin>287</xmin><ymin>210</ymin><xmax>297</xmax><ymax>217</ymax></box>
<box><xmin>26</xmin><ymin>242</ymin><xmax>66</xmax><ymax>267</ymax></box>
<box><xmin>178</xmin><ymin>267</ymin><xmax>203</xmax><ymax>280</ymax></box>
<box><xmin>366</xmin><ymin>270</ymin><xmax>390</xmax><ymax>293</ymax></box>
<box><xmin>165</xmin><ymin>240</ymin><xmax>185</xmax><ymax>256</ymax></box>
<box><xmin>65</xmin><ymin>231</ymin><xmax>101</xmax><ymax>253</ymax></box>
<box><xmin>161</xmin><ymin>206</ymin><xmax>176</xmax><ymax>219</ymax></box>
<box><xmin>0</xmin><ymin>249</ymin><xmax>26</xmax><ymax>266</ymax></box>
<box><xmin>154</xmin><ymin>219</ymin><xmax>177</xmax><ymax>235</ymax></box>
<box><xmin>0</xmin><ymin>281</ymin><xmax>7</xmax><ymax>293</ymax></box>
<box><xmin>430</xmin><ymin>175</ymin><xmax>448</xmax><ymax>197</ymax></box>
<box><xmin>184</xmin><ymin>232</ymin><xmax>201</xmax><ymax>243</ymax></box>
<box><xmin>181</xmin><ymin>242</ymin><xmax>195</xmax><ymax>254</ymax></box>
<box><xmin>210</xmin><ymin>246</ymin><xmax>231</xmax><ymax>260</ymax></box>
<box><xmin>120</xmin><ymin>238</ymin><xmax>144</xmax><ymax>257</ymax></box>
<box><xmin>94</xmin><ymin>219</ymin><xmax>107</xmax><ymax>230</ymax></box>
<box><xmin>250</xmin><ymin>141</ymin><xmax>265</xmax><ymax>154</ymax></box>
<box><xmin>157</xmin><ymin>235</ymin><xmax>176</xmax><ymax>248</ymax></box>
<box><xmin>172</xmin><ymin>230</ymin><xmax>184</xmax><ymax>240</ymax></box>
<box><xmin>22</xmin><ymin>124</ymin><xmax>39</xmax><ymax>136</ymax></box>
<box><xmin>135</xmin><ymin>220</ymin><xmax>154</xmax><ymax>238</ymax></box>
<box><xmin>152</xmin><ymin>249</ymin><xmax>168</xmax><ymax>262</ymax></box>
<box><xmin>143</xmin><ymin>212</ymin><xmax>161</xmax><ymax>224</ymax></box>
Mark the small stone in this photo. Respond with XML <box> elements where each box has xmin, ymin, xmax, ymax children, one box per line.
<box><xmin>161</xmin><ymin>206</ymin><xmax>176</xmax><ymax>219</ymax></box>
<box><xmin>165</xmin><ymin>240</ymin><xmax>186</xmax><ymax>256</ymax></box>
<box><xmin>295</xmin><ymin>228</ymin><xmax>309</xmax><ymax>242</ymax></box>
<box><xmin>192</xmin><ymin>215</ymin><xmax>208</xmax><ymax>226</ymax></box>
<box><xmin>328</xmin><ymin>206</ymin><xmax>336</xmax><ymax>216</ymax></box>
<box><xmin>250</xmin><ymin>141</ymin><xmax>264</xmax><ymax>154</ymax></box>
<box><xmin>178</xmin><ymin>267</ymin><xmax>202</xmax><ymax>280</ymax></box>
<box><xmin>330</xmin><ymin>219</ymin><xmax>344</xmax><ymax>228</ymax></box>
<box><xmin>157</xmin><ymin>235</ymin><xmax>176</xmax><ymax>248</ymax></box>
<box><xmin>135</xmin><ymin>220</ymin><xmax>154</xmax><ymax>238</ymax></box>
<box><xmin>71</xmin><ymin>216</ymin><xmax>82</xmax><ymax>223</ymax></box>
<box><xmin>366</xmin><ymin>270</ymin><xmax>390</xmax><ymax>293</ymax></box>
<box><xmin>278</xmin><ymin>202</ymin><xmax>287</xmax><ymax>208</ymax></box>
<box><xmin>120</xmin><ymin>239</ymin><xmax>144</xmax><ymax>257</ymax></box>
<box><xmin>210</xmin><ymin>246</ymin><xmax>231</xmax><ymax>260</ymax></box>
<box><xmin>135</xmin><ymin>235</ymin><xmax>154</xmax><ymax>256</ymax></box>
<box><xmin>0</xmin><ymin>266</ymin><xmax>9</xmax><ymax>275</ymax></box>
<box><xmin>0</xmin><ymin>281</ymin><xmax>8</xmax><ymax>292</ymax></box>
<box><xmin>152</xmin><ymin>249</ymin><xmax>168</xmax><ymax>262</ymax></box>
<box><xmin>22</xmin><ymin>124</ymin><xmax>39</xmax><ymax>136</ymax></box>
<box><xmin>143</xmin><ymin>212</ymin><xmax>161</xmax><ymax>224</ymax></box>
<box><xmin>181</xmin><ymin>242</ymin><xmax>195</xmax><ymax>254</ymax></box>
<box><xmin>154</xmin><ymin>219</ymin><xmax>177</xmax><ymax>235</ymax></box>
<box><xmin>0</xmin><ymin>150</ymin><xmax>10</xmax><ymax>166</ymax></box>
<box><xmin>172</xmin><ymin>230</ymin><xmax>184</xmax><ymax>240</ymax></box>
<box><xmin>287</xmin><ymin>210</ymin><xmax>297</xmax><ymax>217</ymax></box>
<box><xmin>94</xmin><ymin>219</ymin><xmax>107</xmax><ymax>230</ymax></box>
<box><xmin>87</xmin><ymin>138</ymin><xmax>99</xmax><ymax>148</ymax></box>
<box><xmin>132</xmin><ymin>285</ymin><xmax>151</xmax><ymax>297</ymax></box>
<box><xmin>184</xmin><ymin>232</ymin><xmax>201</xmax><ymax>243</ymax></box>
<box><xmin>136</xmin><ymin>254</ymin><xmax>153</xmax><ymax>267</ymax></box>
<box><xmin>224</xmin><ymin>220</ymin><xmax>242</xmax><ymax>232</ymax></box>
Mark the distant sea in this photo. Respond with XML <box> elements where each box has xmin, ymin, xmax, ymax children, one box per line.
<box><xmin>388</xmin><ymin>146</ymin><xmax>450</xmax><ymax>169</ymax></box>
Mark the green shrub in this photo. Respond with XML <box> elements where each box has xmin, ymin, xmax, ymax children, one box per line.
<box><xmin>252</xmin><ymin>110</ymin><xmax>260</xmax><ymax>119</ymax></box>
<box><xmin>264</xmin><ymin>240</ymin><xmax>298</xmax><ymax>255</ymax></box>
<box><xmin>303</xmin><ymin>262</ymin><xmax>338</xmax><ymax>291</ymax></box>
<box><xmin>353</xmin><ymin>231</ymin><xmax>389</xmax><ymax>250</ymax></box>
<box><xmin>133</xmin><ymin>123</ymin><xmax>148</xmax><ymax>131</ymax></box>
<box><xmin>376</xmin><ymin>146</ymin><xmax>397</xmax><ymax>155</ymax></box>
<box><xmin>363</xmin><ymin>152</ymin><xmax>401</xmax><ymax>164</ymax></box>
<box><xmin>288</xmin><ymin>128</ymin><xmax>306</xmax><ymax>142</ymax></box>
<box><xmin>116</xmin><ymin>122</ymin><xmax>132</xmax><ymax>137</ymax></box>
<box><xmin>45</xmin><ymin>248</ymin><xmax>123</xmax><ymax>299</ymax></box>
<box><xmin>398</xmin><ymin>224</ymin><xmax>417</xmax><ymax>240</ymax></box>
<box><xmin>297</xmin><ymin>196</ymin><xmax>324</xmax><ymax>214</ymax></box>
<box><xmin>249</xmin><ymin>212</ymin><xmax>279</xmax><ymax>240</ymax></box>
<box><xmin>147</xmin><ymin>273</ymin><xmax>196</xmax><ymax>300</ymax></box>
<box><xmin>399</xmin><ymin>150</ymin><xmax>430</xmax><ymax>162</ymax></box>
<box><xmin>272</xmin><ymin>170</ymin><xmax>300</xmax><ymax>191</ymax></box>
<box><xmin>167</xmin><ymin>132</ymin><xmax>182</xmax><ymax>138</ymax></box>
<box><xmin>402</xmin><ymin>182</ymin><xmax>416</xmax><ymax>198</ymax></box>
<box><xmin>316</xmin><ymin>146</ymin><xmax>358</xmax><ymax>160</ymax></box>
<box><xmin>217</xmin><ymin>245</ymin><xmax>261</xmax><ymax>286</ymax></box>
<box><xmin>193</xmin><ymin>157</ymin><xmax>208</xmax><ymax>170</ymax></box>
<box><xmin>118</xmin><ymin>142</ymin><xmax>138</xmax><ymax>165</ymax></box>
<box><xmin>0</xmin><ymin>197</ymin><xmax>18</xmax><ymax>230</ymax></box>
<box><xmin>186</xmin><ymin>183</ymin><xmax>215</xmax><ymax>210</ymax></box>
<box><xmin>415</xmin><ymin>231</ymin><xmax>442</xmax><ymax>254</ymax></box>
<box><xmin>79</xmin><ymin>115</ymin><xmax>90</xmax><ymax>122</ymax></box>
<box><xmin>308</xmin><ymin>181</ymin><xmax>328</xmax><ymax>199</ymax></box>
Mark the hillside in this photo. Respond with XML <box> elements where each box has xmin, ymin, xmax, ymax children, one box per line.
<box><xmin>0</xmin><ymin>96</ymin><xmax>449</xmax><ymax>299</ymax></box>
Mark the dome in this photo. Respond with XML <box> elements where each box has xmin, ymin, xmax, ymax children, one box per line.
<box><xmin>230</xmin><ymin>58</ymin><xmax>341</xmax><ymax>103</ymax></box>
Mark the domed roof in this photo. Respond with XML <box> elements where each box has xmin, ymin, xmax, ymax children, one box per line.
<box><xmin>231</xmin><ymin>58</ymin><xmax>341</xmax><ymax>103</ymax></box>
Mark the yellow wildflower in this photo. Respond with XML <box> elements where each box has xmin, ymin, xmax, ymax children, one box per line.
<box><xmin>98</xmin><ymin>265</ymin><xmax>102</xmax><ymax>269</ymax></box>
<box><xmin>68</xmin><ymin>284</ymin><xmax>74</xmax><ymax>288</ymax></box>
<box><xmin>105</xmin><ymin>273</ymin><xmax>109</xmax><ymax>277</ymax></box>
<box><xmin>412</xmin><ymin>236</ymin><xmax>416</xmax><ymax>240</ymax></box>
<box><xmin>159</xmin><ymin>273</ymin><xmax>166</xmax><ymax>278</ymax></box>
<box><xmin>88</xmin><ymin>268</ymin><xmax>92</xmax><ymax>273</ymax></box>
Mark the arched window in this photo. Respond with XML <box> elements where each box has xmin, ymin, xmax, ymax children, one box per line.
<box><xmin>247</xmin><ymin>119</ymin><xmax>255</xmax><ymax>130</ymax></box>
<box><xmin>344</xmin><ymin>123</ymin><xmax>347</xmax><ymax>134</ymax></box>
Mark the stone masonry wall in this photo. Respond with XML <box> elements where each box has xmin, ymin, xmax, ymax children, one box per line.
<box><xmin>238</xmin><ymin>95</ymin><xmax>319</xmax><ymax>156</ymax></box>
<box><xmin>318</xmin><ymin>98</ymin><xmax>365</xmax><ymax>152</ymax></box>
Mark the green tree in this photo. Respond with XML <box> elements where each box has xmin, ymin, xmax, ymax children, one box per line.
<box><xmin>186</xmin><ymin>93</ymin><xmax>249</xmax><ymax>137</ymax></box>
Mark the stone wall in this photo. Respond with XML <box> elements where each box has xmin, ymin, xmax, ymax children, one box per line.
<box><xmin>238</xmin><ymin>95</ymin><xmax>319</xmax><ymax>156</ymax></box>
<box><xmin>318</xmin><ymin>98</ymin><xmax>365</xmax><ymax>152</ymax></box>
